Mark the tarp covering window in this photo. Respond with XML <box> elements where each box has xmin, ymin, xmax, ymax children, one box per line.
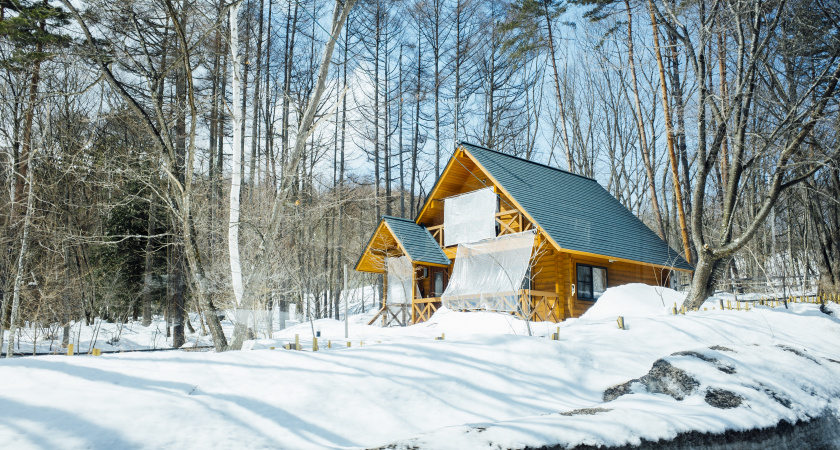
<box><xmin>441</xmin><ymin>230</ymin><xmax>535</xmax><ymax>311</ymax></box>
<box><xmin>386</xmin><ymin>256</ymin><xmax>414</xmax><ymax>305</ymax></box>
<box><xmin>443</xmin><ymin>187</ymin><xmax>497</xmax><ymax>247</ymax></box>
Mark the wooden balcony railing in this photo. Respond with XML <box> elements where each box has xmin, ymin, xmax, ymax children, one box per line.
<box><xmin>411</xmin><ymin>289</ymin><xmax>564</xmax><ymax>324</ymax></box>
<box><xmin>427</xmin><ymin>224</ymin><xmax>444</xmax><ymax>247</ymax></box>
<box><xmin>426</xmin><ymin>209</ymin><xmax>532</xmax><ymax>248</ymax></box>
<box><xmin>495</xmin><ymin>209</ymin><xmax>533</xmax><ymax>236</ymax></box>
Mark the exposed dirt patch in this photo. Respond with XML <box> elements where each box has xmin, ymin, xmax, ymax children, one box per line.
<box><xmin>604</xmin><ymin>359</ymin><xmax>699</xmax><ymax>402</ymax></box>
<box><xmin>775</xmin><ymin>345</ymin><xmax>820</xmax><ymax>364</ymax></box>
<box><xmin>704</xmin><ymin>388</ymin><xmax>743</xmax><ymax>409</ymax></box>
<box><xmin>560</xmin><ymin>407</ymin><xmax>611</xmax><ymax>416</ymax></box>
<box><xmin>522</xmin><ymin>415</ymin><xmax>840</xmax><ymax>450</ymax></box>
<box><xmin>672</xmin><ymin>350</ymin><xmax>736</xmax><ymax>374</ymax></box>
<box><xmin>709</xmin><ymin>345</ymin><xmax>734</xmax><ymax>352</ymax></box>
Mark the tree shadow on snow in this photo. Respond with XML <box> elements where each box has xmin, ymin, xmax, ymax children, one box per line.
<box><xmin>0</xmin><ymin>396</ymin><xmax>138</xmax><ymax>448</ymax></box>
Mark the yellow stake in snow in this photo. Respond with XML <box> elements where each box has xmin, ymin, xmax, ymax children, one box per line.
<box><xmin>67</xmin><ymin>343</ymin><xmax>74</xmax><ymax>356</ymax></box>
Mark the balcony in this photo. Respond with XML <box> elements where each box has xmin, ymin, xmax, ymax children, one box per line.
<box><xmin>426</xmin><ymin>209</ymin><xmax>534</xmax><ymax>249</ymax></box>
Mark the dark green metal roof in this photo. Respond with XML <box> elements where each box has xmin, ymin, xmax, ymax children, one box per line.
<box><xmin>461</xmin><ymin>142</ymin><xmax>693</xmax><ymax>271</ymax></box>
<box><xmin>383</xmin><ymin>216</ymin><xmax>451</xmax><ymax>266</ymax></box>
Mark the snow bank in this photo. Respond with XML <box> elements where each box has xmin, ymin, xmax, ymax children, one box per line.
<box><xmin>580</xmin><ymin>283</ymin><xmax>685</xmax><ymax>320</ymax></box>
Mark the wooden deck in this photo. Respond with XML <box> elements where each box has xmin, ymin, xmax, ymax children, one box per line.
<box><xmin>412</xmin><ymin>289</ymin><xmax>565</xmax><ymax>324</ymax></box>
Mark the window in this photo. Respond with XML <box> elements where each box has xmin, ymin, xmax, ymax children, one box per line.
<box><xmin>434</xmin><ymin>272</ymin><xmax>445</xmax><ymax>297</ymax></box>
<box><xmin>577</xmin><ymin>264</ymin><xmax>607</xmax><ymax>300</ymax></box>
<box><xmin>521</xmin><ymin>266</ymin><xmax>531</xmax><ymax>291</ymax></box>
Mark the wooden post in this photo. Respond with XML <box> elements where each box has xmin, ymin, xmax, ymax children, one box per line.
<box><xmin>382</xmin><ymin>267</ymin><xmax>389</xmax><ymax>327</ymax></box>
<box><xmin>346</xmin><ymin>341</ymin><xmax>351</xmax><ymax>347</ymax></box>
<box><xmin>567</xmin><ymin>255</ymin><xmax>575</xmax><ymax>318</ymax></box>
<box><xmin>67</xmin><ymin>343</ymin><xmax>74</xmax><ymax>356</ymax></box>
<box><xmin>313</xmin><ymin>337</ymin><xmax>319</xmax><ymax>351</ymax></box>
<box><xmin>344</xmin><ymin>264</ymin><xmax>348</xmax><ymax>339</ymax></box>
<box><xmin>410</xmin><ymin>263</ymin><xmax>416</xmax><ymax>325</ymax></box>
<box><xmin>719</xmin><ymin>299</ymin><xmax>724</xmax><ymax>310</ymax></box>
<box><xmin>295</xmin><ymin>334</ymin><xmax>300</xmax><ymax>350</ymax></box>
<box><xmin>328</xmin><ymin>340</ymin><xmax>331</xmax><ymax>349</ymax></box>
<box><xmin>617</xmin><ymin>316</ymin><xmax>625</xmax><ymax>330</ymax></box>
<box><xmin>672</xmin><ymin>302</ymin><xmax>677</xmax><ymax>315</ymax></box>
<box><xmin>554</xmin><ymin>252</ymin><xmax>564</xmax><ymax>321</ymax></box>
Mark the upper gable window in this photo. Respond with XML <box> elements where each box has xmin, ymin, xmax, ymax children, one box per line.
<box><xmin>443</xmin><ymin>187</ymin><xmax>498</xmax><ymax>246</ymax></box>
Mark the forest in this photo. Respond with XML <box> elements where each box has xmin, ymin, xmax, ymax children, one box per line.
<box><xmin>1</xmin><ymin>0</ymin><xmax>838</xmax><ymax>352</ymax></box>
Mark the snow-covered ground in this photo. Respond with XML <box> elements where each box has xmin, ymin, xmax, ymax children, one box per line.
<box><xmin>1</xmin><ymin>284</ymin><xmax>839</xmax><ymax>449</ymax></box>
<box><xmin>0</xmin><ymin>284</ymin><xmax>380</xmax><ymax>356</ymax></box>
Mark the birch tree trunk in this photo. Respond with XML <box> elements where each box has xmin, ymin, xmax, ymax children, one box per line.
<box><xmin>5</xmin><ymin>148</ymin><xmax>36</xmax><ymax>358</ymax></box>
<box><xmin>229</xmin><ymin>1</ymin><xmax>248</xmax><ymax>350</ymax></box>
<box><xmin>229</xmin><ymin>1</ymin><xmax>244</xmax><ymax>308</ymax></box>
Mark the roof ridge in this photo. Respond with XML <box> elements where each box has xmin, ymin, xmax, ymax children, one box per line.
<box><xmin>382</xmin><ymin>215</ymin><xmax>415</xmax><ymax>223</ymax></box>
<box><xmin>458</xmin><ymin>141</ymin><xmax>597</xmax><ymax>182</ymax></box>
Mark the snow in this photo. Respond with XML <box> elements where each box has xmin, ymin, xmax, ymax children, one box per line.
<box><xmin>1</xmin><ymin>285</ymin><xmax>380</xmax><ymax>356</ymax></box>
<box><xmin>580</xmin><ymin>283</ymin><xmax>684</xmax><ymax>319</ymax></box>
<box><xmin>1</xmin><ymin>284</ymin><xmax>839</xmax><ymax>449</ymax></box>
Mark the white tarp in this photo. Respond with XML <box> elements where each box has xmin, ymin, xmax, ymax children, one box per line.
<box><xmin>441</xmin><ymin>230</ymin><xmax>535</xmax><ymax>312</ymax></box>
<box><xmin>387</xmin><ymin>256</ymin><xmax>414</xmax><ymax>305</ymax></box>
<box><xmin>444</xmin><ymin>187</ymin><xmax>498</xmax><ymax>247</ymax></box>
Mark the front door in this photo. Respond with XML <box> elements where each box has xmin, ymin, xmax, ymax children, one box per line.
<box><xmin>432</xmin><ymin>269</ymin><xmax>448</xmax><ymax>297</ymax></box>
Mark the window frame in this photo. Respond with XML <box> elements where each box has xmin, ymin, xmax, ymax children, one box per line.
<box><xmin>576</xmin><ymin>263</ymin><xmax>608</xmax><ymax>301</ymax></box>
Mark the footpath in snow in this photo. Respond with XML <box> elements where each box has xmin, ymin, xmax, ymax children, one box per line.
<box><xmin>1</xmin><ymin>284</ymin><xmax>839</xmax><ymax>449</ymax></box>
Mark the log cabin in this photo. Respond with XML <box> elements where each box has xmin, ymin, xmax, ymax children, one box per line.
<box><xmin>355</xmin><ymin>142</ymin><xmax>693</xmax><ymax>326</ymax></box>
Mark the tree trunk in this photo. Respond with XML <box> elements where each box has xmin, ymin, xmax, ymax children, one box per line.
<box><xmin>625</xmin><ymin>0</ymin><xmax>666</xmax><ymax>240</ymax></box>
<box><xmin>229</xmin><ymin>1</ymin><xmax>249</xmax><ymax>350</ymax></box>
<box><xmin>646</xmin><ymin>0</ymin><xmax>692</xmax><ymax>264</ymax></box>
<box><xmin>5</xmin><ymin>147</ymin><xmax>36</xmax><ymax>358</ymax></box>
<box><xmin>250</xmin><ymin>0</ymin><xmax>264</xmax><ymax>194</ymax></box>
<box><xmin>171</xmin><ymin>3</ymin><xmax>189</xmax><ymax>349</ymax></box>
<box><xmin>141</xmin><ymin>199</ymin><xmax>157</xmax><ymax>327</ymax></box>
<box><xmin>542</xmin><ymin>1</ymin><xmax>572</xmax><ymax>172</ymax></box>
<box><xmin>373</xmin><ymin>7</ymin><xmax>381</xmax><ymax>221</ymax></box>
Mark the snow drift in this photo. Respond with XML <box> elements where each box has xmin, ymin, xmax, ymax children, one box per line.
<box><xmin>580</xmin><ymin>283</ymin><xmax>684</xmax><ymax>320</ymax></box>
